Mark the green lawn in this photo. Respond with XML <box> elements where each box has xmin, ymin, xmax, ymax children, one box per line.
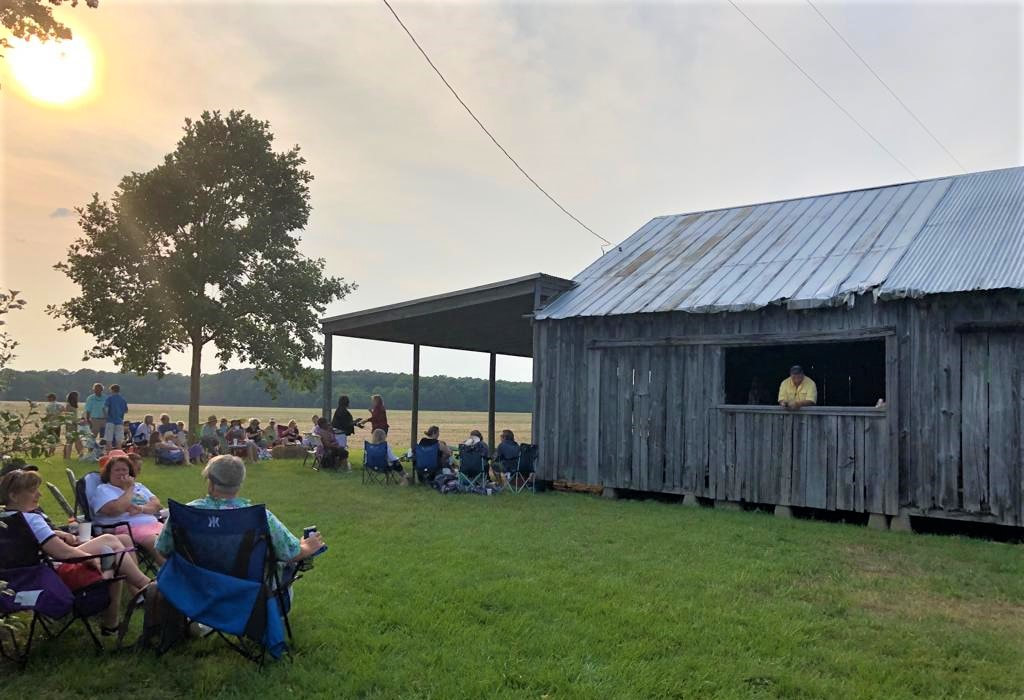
<box><xmin>5</xmin><ymin>454</ymin><xmax>1024</xmax><ymax>698</ymax></box>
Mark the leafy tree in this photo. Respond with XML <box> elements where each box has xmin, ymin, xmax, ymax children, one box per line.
<box><xmin>48</xmin><ymin>110</ymin><xmax>354</xmax><ymax>435</ymax></box>
<box><xmin>0</xmin><ymin>290</ymin><xmax>26</xmax><ymax>391</ymax></box>
<box><xmin>1</xmin><ymin>0</ymin><xmax>98</xmax><ymax>54</ymax></box>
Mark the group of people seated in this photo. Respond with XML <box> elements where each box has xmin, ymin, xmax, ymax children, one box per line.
<box><xmin>0</xmin><ymin>451</ymin><xmax>324</xmax><ymax>642</ymax></box>
<box><xmin>122</xmin><ymin>413</ymin><xmax>311</xmax><ymax>464</ymax></box>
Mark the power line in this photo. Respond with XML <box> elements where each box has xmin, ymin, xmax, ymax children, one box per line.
<box><xmin>379</xmin><ymin>0</ymin><xmax>611</xmax><ymax>248</ymax></box>
<box><xmin>727</xmin><ymin>0</ymin><xmax>916</xmax><ymax>178</ymax></box>
<box><xmin>805</xmin><ymin>0</ymin><xmax>968</xmax><ymax>173</ymax></box>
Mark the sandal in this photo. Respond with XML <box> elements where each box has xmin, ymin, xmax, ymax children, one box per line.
<box><xmin>129</xmin><ymin>580</ymin><xmax>155</xmax><ymax>607</ymax></box>
<box><xmin>101</xmin><ymin>625</ymin><xmax>121</xmax><ymax>637</ymax></box>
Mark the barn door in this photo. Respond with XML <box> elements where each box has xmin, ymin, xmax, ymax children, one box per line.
<box><xmin>960</xmin><ymin>332</ymin><xmax>1024</xmax><ymax>524</ymax></box>
<box><xmin>590</xmin><ymin>347</ymin><xmax>668</xmax><ymax>490</ymax></box>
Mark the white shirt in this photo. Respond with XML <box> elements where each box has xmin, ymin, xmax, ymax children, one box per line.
<box><xmin>23</xmin><ymin>511</ymin><xmax>56</xmax><ymax>544</ymax></box>
<box><xmin>134</xmin><ymin>423</ymin><xmax>153</xmax><ymax>442</ymax></box>
<box><xmin>92</xmin><ymin>482</ymin><xmax>160</xmax><ymax>526</ymax></box>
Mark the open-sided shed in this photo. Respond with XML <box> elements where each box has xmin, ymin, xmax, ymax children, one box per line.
<box><xmin>534</xmin><ymin>166</ymin><xmax>1024</xmax><ymax>526</ymax></box>
<box><xmin>320</xmin><ymin>274</ymin><xmax>573</xmax><ymax>448</ymax></box>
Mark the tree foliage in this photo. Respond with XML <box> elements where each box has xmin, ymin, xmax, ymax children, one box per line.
<box><xmin>0</xmin><ymin>290</ymin><xmax>27</xmax><ymax>391</ymax></box>
<box><xmin>48</xmin><ymin>110</ymin><xmax>353</xmax><ymax>433</ymax></box>
<box><xmin>0</xmin><ymin>0</ymin><xmax>98</xmax><ymax>53</ymax></box>
<box><xmin>0</xmin><ymin>368</ymin><xmax>535</xmax><ymax>413</ymax></box>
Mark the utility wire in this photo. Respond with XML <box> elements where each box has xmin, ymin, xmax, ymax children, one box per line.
<box><xmin>727</xmin><ymin>0</ymin><xmax>916</xmax><ymax>178</ymax></box>
<box><xmin>805</xmin><ymin>0</ymin><xmax>967</xmax><ymax>173</ymax></box>
<box><xmin>380</xmin><ymin>0</ymin><xmax>612</xmax><ymax>248</ymax></box>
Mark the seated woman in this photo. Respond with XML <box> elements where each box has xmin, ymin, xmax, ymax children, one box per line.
<box><xmin>133</xmin><ymin>414</ymin><xmax>156</xmax><ymax>456</ymax></box>
<box><xmin>281</xmin><ymin>420</ymin><xmax>302</xmax><ymax>445</ymax></box>
<box><xmin>226</xmin><ymin>419</ymin><xmax>257</xmax><ymax>462</ymax></box>
<box><xmin>415</xmin><ymin>425</ymin><xmax>452</xmax><ymax>483</ymax></box>
<box><xmin>495</xmin><ymin>429</ymin><xmax>522</xmax><ymax>479</ymax></box>
<box><xmin>91</xmin><ymin>452</ymin><xmax>166</xmax><ymax>565</ymax></box>
<box><xmin>157</xmin><ymin>413</ymin><xmax>178</xmax><ymax>436</ymax></box>
<box><xmin>314</xmin><ymin>417</ymin><xmax>348</xmax><ymax>470</ymax></box>
<box><xmin>263</xmin><ymin>419</ymin><xmax>281</xmax><ymax>447</ymax></box>
<box><xmin>1</xmin><ymin>469</ymin><xmax>153</xmax><ymax>635</ymax></box>
<box><xmin>200</xmin><ymin>415</ymin><xmax>221</xmax><ymax>456</ymax></box>
<box><xmin>153</xmin><ymin>431</ymin><xmax>186</xmax><ymax>465</ymax></box>
<box><xmin>368</xmin><ymin>428</ymin><xmax>409</xmax><ymax>482</ymax></box>
<box><xmin>245</xmin><ymin>418</ymin><xmax>265</xmax><ymax>447</ymax></box>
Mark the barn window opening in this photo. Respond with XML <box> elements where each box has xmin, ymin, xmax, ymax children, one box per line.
<box><xmin>723</xmin><ymin>340</ymin><xmax>886</xmax><ymax>406</ymax></box>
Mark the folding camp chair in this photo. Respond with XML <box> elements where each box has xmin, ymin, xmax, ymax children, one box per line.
<box><xmin>362</xmin><ymin>441</ymin><xmax>398</xmax><ymax>485</ymax></box>
<box><xmin>303</xmin><ymin>434</ymin><xmax>322</xmax><ymax>470</ymax></box>
<box><xmin>456</xmin><ymin>444</ymin><xmax>489</xmax><ymax>490</ymax></box>
<box><xmin>155</xmin><ymin>500</ymin><xmax>295</xmax><ymax>664</ymax></box>
<box><xmin>46</xmin><ymin>482</ymin><xmax>76</xmax><ymax>520</ymax></box>
<box><xmin>507</xmin><ymin>443</ymin><xmax>538</xmax><ymax>494</ymax></box>
<box><xmin>73</xmin><ymin>471</ymin><xmax>160</xmax><ymax>577</ymax></box>
<box><xmin>412</xmin><ymin>443</ymin><xmax>442</xmax><ymax>486</ymax></box>
<box><xmin>0</xmin><ymin>510</ymin><xmax>130</xmax><ymax>668</ymax></box>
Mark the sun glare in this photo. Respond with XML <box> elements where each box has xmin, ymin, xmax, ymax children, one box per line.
<box><xmin>8</xmin><ymin>35</ymin><xmax>95</xmax><ymax>106</ymax></box>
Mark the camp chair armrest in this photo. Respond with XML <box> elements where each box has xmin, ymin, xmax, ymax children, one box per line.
<box><xmin>47</xmin><ymin>546</ymin><xmax>136</xmax><ymax>565</ymax></box>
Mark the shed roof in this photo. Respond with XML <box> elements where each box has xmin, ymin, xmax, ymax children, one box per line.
<box><xmin>537</xmin><ymin>166</ymin><xmax>1024</xmax><ymax>319</ymax></box>
<box><xmin>321</xmin><ymin>273</ymin><xmax>574</xmax><ymax>357</ymax></box>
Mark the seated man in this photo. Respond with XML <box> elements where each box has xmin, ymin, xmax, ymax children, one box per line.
<box><xmin>155</xmin><ymin>455</ymin><xmax>325</xmax><ymax>578</ymax></box>
<box><xmin>778</xmin><ymin>364</ymin><xmax>817</xmax><ymax>410</ymax></box>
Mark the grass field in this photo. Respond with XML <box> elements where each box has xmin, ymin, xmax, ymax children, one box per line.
<box><xmin>4</xmin><ymin>453</ymin><xmax>1024</xmax><ymax>698</ymax></box>
<box><xmin>0</xmin><ymin>402</ymin><xmax>532</xmax><ymax>448</ymax></box>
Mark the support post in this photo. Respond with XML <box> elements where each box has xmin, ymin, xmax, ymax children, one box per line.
<box><xmin>322</xmin><ymin>332</ymin><xmax>332</xmax><ymax>420</ymax></box>
<box><xmin>488</xmin><ymin>352</ymin><xmax>496</xmax><ymax>452</ymax></box>
<box><xmin>411</xmin><ymin>344</ymin><xmax>420</xmax><ymax>451</ymax></box>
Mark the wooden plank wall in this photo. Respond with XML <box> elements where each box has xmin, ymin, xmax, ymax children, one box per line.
<box><xmin>534</xmin><ymin>291</ymin><xmax>1024</xmax><ymax>525</ymax></box>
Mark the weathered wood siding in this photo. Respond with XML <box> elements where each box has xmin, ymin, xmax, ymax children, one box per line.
<box><xmin>534</xmin><ymin>291</ymin><xmax>1024</xmax><ymax>525</ymax></box>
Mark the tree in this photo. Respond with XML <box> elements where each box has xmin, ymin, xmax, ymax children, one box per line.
<box><xmin>48</xmin><ymin>110</ymin><xmax>354</xmax><ymax>435</ymax></box>
<box><xmin>0</xmin><ymin>289</ymin><xmax>27</xmax><ymax>391</ymax></box>
<box><xmin>1</xmin><ymin>0</ymin><xmax>98</xmax><ymax>54</ymax></box>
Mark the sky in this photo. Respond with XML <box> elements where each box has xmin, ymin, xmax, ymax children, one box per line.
<box><xmin>1</xmin><ymin>0</ymin><xmax>1021</xmax><ymax>384</ymax></box>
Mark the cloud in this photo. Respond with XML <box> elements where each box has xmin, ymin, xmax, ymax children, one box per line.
<box><xmin>49</xmin><ymin>207</ymin><xmax>73</xmax><ymax>218</ymax></box>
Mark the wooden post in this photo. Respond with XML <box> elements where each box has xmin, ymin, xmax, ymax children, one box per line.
<box><xmin>411</xmin><ymin>344</ymin><xmax>420</xmax><ymax>451</ymax></box>
<box><xmin>488</xmin><ymin>352</ymin><xmax>497</xmax><ymax>451</ymax></box>
<box><xmin>322</xmin><ymin>332</ymin><xmax>332</xmax><ymax>420</ymax></box>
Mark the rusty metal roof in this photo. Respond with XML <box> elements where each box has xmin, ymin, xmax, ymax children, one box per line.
<box><xmin>536</xmin><ymin>166</ymin><xmax>1024</xmax><ymax>319</ymax></box>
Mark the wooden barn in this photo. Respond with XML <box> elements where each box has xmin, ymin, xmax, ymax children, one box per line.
<box><xmin>532</xmin><ymin>166</ymin><xmax>1024</xmax><ymax>527</ymax></box>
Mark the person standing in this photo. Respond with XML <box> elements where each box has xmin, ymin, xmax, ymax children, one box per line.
<box><xmin>331</xmin><ymin>395</ymin><xmax>358</xmax><ymax>470</ymax></box>
<box><xmin>366</xmin><ymin>394</ymin><xmax>389</xmax><ymax>435</ymax></box>
<box><xmin>84</xmin><ymin>383</ymin><xmax>106</xmax><ymax>438</ymax></box>
<box><xmin>43</xmin><ymin>393</ymin><xmax>64</xmax><ymax>457</ymax></box>
<box><xmin>63</xmin><ymin>391</ymin><xmax>84</xmax><ymax>459</ymax></box>
<box><xmin>778</xmin><ymin>365</ymin><xmax>817</xmax><ymax>410</ymax></box>
<box><xmin>103</xmin><ymin>384</ymin><xmax>129</xmax><ymax>447</ymax></box>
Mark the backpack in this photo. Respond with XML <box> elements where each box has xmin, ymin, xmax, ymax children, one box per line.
<box><xmin>133</xmin><ymin>582</ymin><xmax>188</xmax><ymax>654</ymax></box>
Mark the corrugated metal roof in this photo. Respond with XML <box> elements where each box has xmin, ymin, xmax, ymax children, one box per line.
<box><xmin>537</xmin><ymin>166</ymin><xmax>1024</xmax><ymax>320</ymax></box>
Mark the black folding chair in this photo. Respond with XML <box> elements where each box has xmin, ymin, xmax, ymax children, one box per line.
<box><xmin>457</xmin><ymin>444</ymin><xmax>489</xmax><ymax>490</ymax></box>
<box><xmin>0</xmin><ymin>510</ymin><xmax>131</xmax><ymax>667</ymax></box>
<box><xmin>507</xmin><ymin>443</ymin><xmax>538</xmax><ymax>494</ymax></box>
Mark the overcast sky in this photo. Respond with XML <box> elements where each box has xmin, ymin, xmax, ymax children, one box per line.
<box><xmin>1</xmin><ymin>0</ymin><xmax>1020</xmax><ymax>384</ymax></box>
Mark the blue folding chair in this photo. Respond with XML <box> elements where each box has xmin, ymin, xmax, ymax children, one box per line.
<box><xmin>156</xmin><ymin>500</ymin><xmax>295</xmax><ymax>664</ymax></box>
<box><xmin>457</xmin><ymin>443</ymin><xmax>489</xmax><ymax>490</ymax></box>
<box><xmin>412</xmin><ymin>443</ymin><xmax>442</xmax><ymax>486</ymax></box>
<box><xmin>362</xmin><ymin>441</ymin><xmax>398</xmax><ymax>485</ymax></box>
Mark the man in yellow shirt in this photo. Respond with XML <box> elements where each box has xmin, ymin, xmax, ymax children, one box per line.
<box><xmin>778</xmin><ymin>365</ymin><xmax>817</xmax><ymax>409</ymax></box>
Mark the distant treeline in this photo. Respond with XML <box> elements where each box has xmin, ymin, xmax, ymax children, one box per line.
<box><xmin>0</xmin><ymin>368</ymin><xmax>533</xmax><ymax>412</ymax></box>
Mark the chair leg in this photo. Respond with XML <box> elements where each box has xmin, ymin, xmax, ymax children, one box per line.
<box><xmin>80</xmin><ymin>616</ymin><xmax>105</xmax><ymax>653</ymax></box>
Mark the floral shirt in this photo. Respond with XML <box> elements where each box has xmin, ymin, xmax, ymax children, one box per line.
<box><xmin>155</xmin><ymin>495</ymin><xmax>301</xmax><ymax>566</ymax></box>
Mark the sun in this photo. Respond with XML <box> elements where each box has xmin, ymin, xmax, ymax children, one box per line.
<box><xmin>7</xmin><ymin>35</ymin><xmax>96</xmax><ymax>106</ymax></box>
